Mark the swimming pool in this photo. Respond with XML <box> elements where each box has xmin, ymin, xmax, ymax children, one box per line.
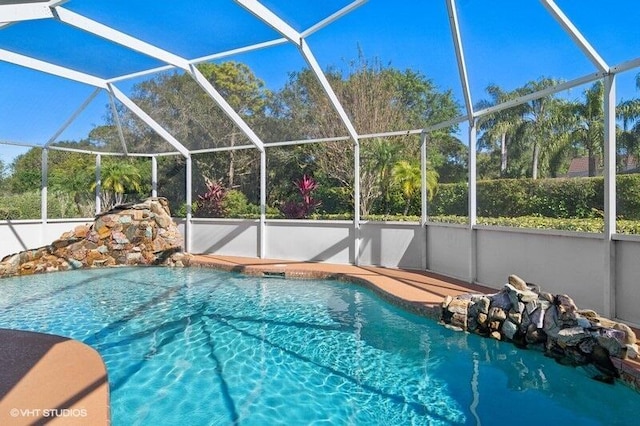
<box><xmin>0</xmin><ymin>267</ymin><xmax>637</xmax><ymax>425</ymax></box>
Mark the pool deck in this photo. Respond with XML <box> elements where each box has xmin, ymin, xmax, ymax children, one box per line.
<box><xmin>0</xmin><ymin>329</ymin><xmax>109</xmax><ymax>426</ymax></box>
<box><xmin>1</xmin><ymin>255</ymin><xmax>639</xmax><ymax>425</ymax></box>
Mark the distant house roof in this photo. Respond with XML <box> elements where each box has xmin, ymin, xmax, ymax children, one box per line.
<box><xmin>564</xmin><ymin>156</ymin><xmax>638</xmax><ymax>178</ymax></box>
<box><xmin>566</xmin><ymin>157</ymin><xmax>594</xmax><ymax>178</ymax></box>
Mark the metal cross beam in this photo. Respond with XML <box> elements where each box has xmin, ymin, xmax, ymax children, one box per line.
<box><xmin>541</xmin><ymin>0</ymin><xmax>609</xmax><ymax>73</ymax></box>
<box><xmin>107</xmin><ymin>83</ymin><xmax>190</xmax><ymax>158</ymax></box>
<box><xmin>53</xmin><ymin>5</ymin><xmax>266</xmax><ymax>152</ymax></box>
<box><xmin>235</xmin><ymin>0</ymin><xmax>360</xmax><ymax>143</ymax></box>
<box><xmin>0</xmin><ymin>47</ymin><xmax>107</xmax><ymax>87</ymax></box>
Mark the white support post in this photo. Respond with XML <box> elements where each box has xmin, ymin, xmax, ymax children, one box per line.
<box><xmin>603</xmin><ymin>74</ymin><xmax>617</xmax><ymax>318</ymax></box>
<box><xmin>420</xmin><ymin>131</ymin><xmax>429</xmax><ymax>271</ymax></box>
<box><xmin>354</xmin><ymin>139</ymin><xmax>361</xmax><ymax>265</ymax></box>
<box><xmin>446</xmin><ymin>0</ymin><xmax>474</xmax><ymax>123</ymax></box>
<box><xmin>447</xmin><ymin>0</ymin><xmax>477</xmax><ymax>283</ymax></box>
<box><xmin>259</xmin><ymin>150</ymin><xmax>266</xmax><ymax>258</ymax></box>
<box><xmin>41</xmin><ymin>148</ymin><xmax>48</xmax><ymax>229</ymax></box>
<box><xmin>420</xmin><ymin>132</ymin><xmax>429</xmax><ymax>226</ymax></box>
<box><xmin>95</xmin><ymin>154</ymin><xmax>101</xmax><ymax>214</ymax></box>
<box><xmin>185</xmin><ymin>155</ymin><xmax>192</xmax><ymax>253</ymax></box>
<box><xmin>151</xmin><ymin>156</ymin><xmax>158</xmax><ymax>197</ymax></box>
<box><xmin>469</xmin><ymin>122</ymin><xmax>478</xmax><ymax>283</ymax></box>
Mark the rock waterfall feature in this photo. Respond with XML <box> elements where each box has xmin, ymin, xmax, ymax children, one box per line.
<box><xmin>0</xmin><ymin>197</ymin><xmax>191</xmax><ymax>278</ymax></box>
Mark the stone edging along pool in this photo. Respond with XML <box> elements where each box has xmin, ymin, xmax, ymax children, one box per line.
<box><xmin>189</xmin><ymin>254</ymin><xmax>640</xmax><ymax>394</ymax></box>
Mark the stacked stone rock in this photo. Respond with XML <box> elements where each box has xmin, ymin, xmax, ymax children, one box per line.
<box><xmin>442</xmin><ymin>274</ymin><xmax>638</xmax><ymax>383</ymax></box>
<box><xmin>0</xmin><ymin>197</ymin><xmax>191</xmax><ymax>278</ymax></box>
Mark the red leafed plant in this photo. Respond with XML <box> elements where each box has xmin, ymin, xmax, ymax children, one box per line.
<box><xmin>280</xmin><ymin>174</ymin><xmax>321</xmax><ymax>219</ymax></box>
<box><xmin>196</xmin><ymin>179</ymin><xmax>227</xmax><ymax>217</ymax></box>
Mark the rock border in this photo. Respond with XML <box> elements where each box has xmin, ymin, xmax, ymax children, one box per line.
<box><xmin>441</xmin><ymin>274</ymin><xmax>639</xmax><ymax>385</ymax></box>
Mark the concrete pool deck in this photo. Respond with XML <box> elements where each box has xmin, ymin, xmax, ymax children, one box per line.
<box><xmin>0</xmin><ymin>329</ymin><xmax>109</xmax><ymax>426</ymax></box>
<box><xmin>1</xmin><ymin>255</ymin><xmax>638</xmax><ymax>424</ymax></box>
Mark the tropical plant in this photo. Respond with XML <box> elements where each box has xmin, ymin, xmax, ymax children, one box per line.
<box><xmin>617</xmin><ymin>74</ymin><xmax>640</xmax><ymax>169</ymax></box>
<box><xmin>196</xmin><ymin>179</ymin><xmax>228</xmax><ymax>218</ymax></box>
<box><xmin>569</xmin><ymin>81</ymin><xmax>605</xmax><ymax>176</ymax></box>
<box><xmin>90</xmin><ymin>160</ymin><xmax>144</xmax><ymax>211</ymax></box>
<box><xmin>475</xmin><ymin>78</ymin><xmax>571</xmax><ymax>179</ymax></box>
<box><xmin>280</xmin><ymin>174</ymin><xmax>321</xmax><ymax>219</ymax></box>
<box><xmin>363</xmin><ymin>138</ymin><xmax>402</xmax><ymax>214</ymax></box>
<box><xmin>476</xmin><ymin>84</ymin><xmax>526</xmax><ymax>177</ymax></box>
<box><xmin>392</xmin><ymin>160</ymin><xmax>438</xmax><ymax>215</ymax></box>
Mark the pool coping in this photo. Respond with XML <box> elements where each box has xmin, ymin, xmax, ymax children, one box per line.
<box><xmin>190</xmin><ymin>254</ymin><xmax>640</xmax><ymax>393</ymax></box>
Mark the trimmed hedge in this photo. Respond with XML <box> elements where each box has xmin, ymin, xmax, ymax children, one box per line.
<box><xmin>430</xmin><ymin>175</ymin><xmax>640</xmax><ymax>220</ymax></box>
<box><xmin>428</xmin><ymin>215</ymin><xmax>640</xmax><ymax>234</ymax></box>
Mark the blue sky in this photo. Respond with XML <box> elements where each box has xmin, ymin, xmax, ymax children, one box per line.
<box><xmin>1</xmin><ymin>0</ymin><xmax>639</xmax><ymax>164</ymax></box>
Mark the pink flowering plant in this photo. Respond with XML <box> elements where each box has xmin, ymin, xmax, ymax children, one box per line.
<box><xmin>280</xmin><ymin>174</ymin><xmax>321</xmax><ymax>219</ymax></box>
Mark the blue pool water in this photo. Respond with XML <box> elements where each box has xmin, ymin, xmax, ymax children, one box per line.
<box><xmin>0</xmin><ymin>267</ymin><xmax>637</xmax><ymax>425</ymax></box>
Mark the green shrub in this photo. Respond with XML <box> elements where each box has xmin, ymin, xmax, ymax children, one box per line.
<box><xmin>429</xmin><ymin>183</ymin><xmax>467</xmax><ymax>216</ymax></box>
<box><xmin>529</xmin><ymin>178</ymin><xmax>602</xmax><ymax>218</ymax></box>
<box><xmin>431</xmin><ymin>175</ymin><xmax>640</xmax><ymax>219</ymax></box>
<box><xmin>0</xmin><ymin>191</ymin><xmax>41</xmax><ymax>219</ymax></box>
<box><xmin>617</xmin><ymin>175</ymin><xmax>640</xmax><ymax>219</ymax></box>
<box><xmin>428</xmin><ymin>214</ymin><xmax>640</xmax><ymax>234</ymax></box>
<box><xmin>477</xmin><ymin>179</ymin><xmax>529</xmax><ymax>217</ymax></box>
<box><xmin>313</xmin><ymin>185</ymin><xmax>351</xmax><ymax>215</ymax></box>
<box><xmin>223</xmin><ymin>189</ymin><xmax>260</xmax><ymax>217</ymax></box>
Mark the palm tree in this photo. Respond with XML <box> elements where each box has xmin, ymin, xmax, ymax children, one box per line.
<box><xmin>522</xmin><ymin>78</ymin><xmax>568</xmax><ymax>179</ymax></box>
<box><xmin>569</xmin><ymin>82</ymin><xmax>605</xmax><ymax>177</ymax></box>
<box><xmin>392</xmin><ymin>160</ymin><xmax>438</xmax><ymax>215</ymax></box>
<box><xmin>476</xmin><ymin>84</ymin><xmax>525</xmax><ymax>177</ymax></box>
<box><xmin>363</xmin><ymin>138</ymin><xmax>402</xmax><ymax>215</ymax></box>
<box><xmin>617</xmin><ymin>74</ymin><xmax>640</xmax><ymax>169</ymax></box>
<box><xmin>92</xmin><ymin>161</ymin><xmax>143</xmax><ymax>210</ymax></box>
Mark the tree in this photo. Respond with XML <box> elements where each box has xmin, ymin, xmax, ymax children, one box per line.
<box><xmin>363</xmin><ymin>138</ymin><xmax>402</xmax><ymax>214</ymax></box>
<box><xmin>102</xmin><ymin>62</ymin><xmax>271</xmax><ymax>210</ymax></box>
<box><xmin>274</xmin><ymin>54</ymin><xmax>460</xmax><ymax>215</ymax></box>
<box><xmin>476</xmin><ymin>78</ymin><xmax>575</xmax><ymax>179</ymax></box>
<box><xmin>392</xmin><ymin>160</ymin><xmax>438</xmax><ymax>215</ymax></box>
<box><xmin>569</xmin><ymin>82</ymin><xmax>605</xmax><ymax>177</ymax></box>
<box><xmin>93</xmin><ymin>159</ymin><xmax>145</xmax><ymax>210</ymax></box>
<box><xmin>519</xmin><ymin>78</ymin><xmax>568</xmax><ymax>179</ymax></box>
<box><xmin>8</xmin><ymin>148</ymin><xmax>42</xmax><ymax>193</ymax></box>
<box><xmin>617</xmin><ymin>75</ymin><xmax>640</xmax><ymax>169</ymax></box>
<box><xmin>476</xmin><ymin>84</ymin><xmax>526</xmax><ymax>177</ymax></box>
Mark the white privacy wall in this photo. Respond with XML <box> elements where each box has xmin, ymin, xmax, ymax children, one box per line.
<box><xmin>189</xmin><ymin>219</ymin><xmax>259</xmax><ymax>258</ymax></box>
<box><xmin>615</xmin><ymin>236</ymin><xmax>640</xmax><ymax>326</ymax></box>
<box><xmin>425</xmin><ymin>223</ymin><xmax>470</xmax><ymax>281</ymax></box>
<box><xmin>265</xmin><ymin>221</ymin><xmax>353</xmax><ymax>264</ymax></box>
<box><xmin>0</xmin><ymin>219</ymin><xmax>90</xmax><ymax>258</ymax></box>
<box><xmin>474</xmin><ymin>227</ymin><xmax>606</xmax><ymax>313</ymax></box>
<box><xmin>358</xmin><ymin>222</ymin><xmax>424</xmax><ymax>269</ymax></box>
